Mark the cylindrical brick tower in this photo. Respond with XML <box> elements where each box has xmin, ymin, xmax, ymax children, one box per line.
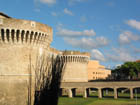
<box><xmin>0</xmin><ymin>12</ymin><xmax>53</xmax><ymax>105</ymax></box>
<box><xmin>60</xmin><ymin>51</ymin><xmax>90</xmax><ymax>82</ymax></box>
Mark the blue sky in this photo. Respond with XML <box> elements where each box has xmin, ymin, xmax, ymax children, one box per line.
<box><xmin>1</xmin><ymin>0</ymin><xmax>140</xmax><ymax>68</ymax></box>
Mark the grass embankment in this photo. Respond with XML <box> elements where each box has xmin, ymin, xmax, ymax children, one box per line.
<box><xmin>58</xmin><ymin>97</ymin><xmax>140</xmax><ymax>105</ymax></box>
<box><xmin>59</xmin><ymin>90</ymin><xmax>140</xmax><ymax>105</ymax></box>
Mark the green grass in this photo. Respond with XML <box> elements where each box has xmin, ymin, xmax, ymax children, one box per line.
<box><xmin>58</xmin><ymin>97</ymin><xmax>140</xmax><ymax>105</ymax></box>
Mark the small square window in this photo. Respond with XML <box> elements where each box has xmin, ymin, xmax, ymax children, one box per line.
<box><xmin>31</xmin><ymin>21</ymin><xmax>36</xmax><ymax>27</ymax></box>
<box><xmin>0</xmin><ymin>19</ymin><xmax>3</xmax><ymax>24</ymax></box>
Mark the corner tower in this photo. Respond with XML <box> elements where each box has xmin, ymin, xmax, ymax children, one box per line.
<box><xmin>0</xmin><ymin>12</ymin><xmax>53</xmax><ymax>105</ymax></box>
<box><xmin>60</xmin><ymin>51</ymin><xmax>90</xmax><ymax>82</ymax></box>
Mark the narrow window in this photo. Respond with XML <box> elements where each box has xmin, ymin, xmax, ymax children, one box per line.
<box><xmin>6</xmin><ymin>29</ymin><xmax>9</xmax><ymax>42</ymax></box>
<box><xmin>26</xmin><ymin>31</ymin><xmax>29</xmax><ymax>42</ymax></box>
<box><xmin>21</xmin><ymin>30</ymin><xmax>25</xmax><ymax>43</ymax></box>
<box><xmin>1</xmin><ymin>29</ymin><xmax>4</xmax><ymax>42</ymax></box>
<box><xmin>30</xmin><ymin>31</ymin><xmax>34</xmax><ymax>43</ymax></box>
<box><xmin>11</xmin><ymin>30</ymin><xmax>15</xmax><ymax>42</ymax></box>
<box><xmin>16</xmin><ymin>30</ymin><xmax>20</xmax><ymax>42</ymax></box>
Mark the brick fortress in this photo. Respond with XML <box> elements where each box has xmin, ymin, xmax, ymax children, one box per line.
<box><xmin>0</xmin><ymin>12</ymin><xmax>110</xmax><ymax>105</ymax></box>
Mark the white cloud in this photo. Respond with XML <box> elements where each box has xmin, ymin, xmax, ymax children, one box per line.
<box><xmin>107</xmin><ymin>47</ymin><xmax>135</xmax><ymax>62</ymax></box>
<box><xmin>56</xmin><ymin>28</ymin><xmax>96</xmax><ymax>36</ymax></box>
<box><xmin>64</xmin><ymin>8</ymin><xmax>73</xmax><ymax>16</ymax></box>
<box><xmin>37</xmin><ymin>0</ymin><xmax>56</xmax><ymax>5</ymax></box>
<box><xmin>91</xmin><ymin>49</ymin><xmax>106</xmax><ymax>61</ymax></box>
<box><xmin>126</xmin><ymin>19</ymin><xmax>140</xmax><ymax>30</ymax></box>
<box><xmin>64</xmin><ymin>37</ymin><xmax>109</xmax><ymax>50</ymax></box>
<box><xmin>96</xmin><ymin>36</ymin><xmax>109</xmax><ymax>46</ymax></box>
<box><xmin>51</xmin><ymin>12</ymin><xmax>57</xmax><ymax>16</ymax></box>
<box><xmin>118</xmin><ymin>31</ymin><xmax>140</xmax><ymax>44</ymax></box>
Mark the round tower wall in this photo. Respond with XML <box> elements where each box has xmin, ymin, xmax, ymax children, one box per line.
<box><xmin>0</xmin><ymin>17</ymin><xmax>52</xmax><ymax>105</ymax></box>
<box><xmin>61</xmin><ymin>55</ymin><xmax>89</xmax><ymax>82</ymax></box>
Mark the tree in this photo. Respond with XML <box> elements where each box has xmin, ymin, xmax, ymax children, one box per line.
<box><xmin>34</xmin><ymin>54</ymin><xmax>65</xmax><ymax>105</ymax></box>
<box><xmin>112</xmin><ymin>61</ymin><xmax>140</xmax><ymax>80</ymax></box>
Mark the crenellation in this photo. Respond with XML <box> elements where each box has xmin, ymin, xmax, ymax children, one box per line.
<box><xmin>0</xmin><ymin>27</ymin><xmax>52</xmax><ymax>46</ymax></box>
<box><xmin>58</xmin><ymin>55</ymin><xmax>89</xmax><ymax>63</ymax></box>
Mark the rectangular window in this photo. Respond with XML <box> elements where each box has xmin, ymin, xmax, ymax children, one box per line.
<box><xmin>0</xmin><ymin>19</ymin><xmax>3</xmax><ymax>24</ymax></box>
<box><xmin>31</xmin><ymin>21</ymin><xmax>36</xmax><ymax>27</ymax></box>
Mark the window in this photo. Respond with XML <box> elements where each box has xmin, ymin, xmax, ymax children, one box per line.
<box><xmin>0</xmin><ymin>19</ymin><xmax>3</xmax><ymax>24</ymax></box>
<box><xmin>31</xmin><ymin>21</ymin><xmax>36</xmax><ymax>27</ymax></box>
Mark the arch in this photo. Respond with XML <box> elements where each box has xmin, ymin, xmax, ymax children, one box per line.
<box><xmin>42</xmin><ymin>33</ymin><xmax>45</xmax><ymax>41</ymax></box>
<box><xmin>68</xmin><ymin>56</ymin><xmax>70</xmax><ymax>62</ymax></box>
<box><xmin>16</xmin><ymin>30</ymin><xmax>20</xmax><ymax>42</ymax></box>
<box><xmin>37</xmin><ymin>33</ymin><xmax>41</xmax><ymax>44</ymax></box>
<box><xmin>117</xmin><ymin>87</ymin><xmax>130</xmax><ymax>99</ymax></box>
<box><xmin>66</xmin><ymin>56</ymin><xmax>68</xmax><ymax>62</ymax></box>
<box><xmin>72</xmin><ymin>56</ymin><xmax>74</xmax><ymax>62</ymax></box>
<box><xmin>11</xmin><ymin>29</ymin><xmax>15</xmax><ymax>42</ymax></box>
<box><xmin>6</xmin><ymin>29</ymin><xmax>10</xmax><ymax>42</ymax></box>
<box><xmin>85</xmin><ymin>87</ymin><xmax>98</xmax><ymax>98</ymax></box>
<box><xmin>21</xmin><ymin>30</ymin><xmax>25</xmax><ymax>43</ymax></box>
<box><xmin>40</xmin><ymin>33</ymin><xmax>44</xmax><ymax>44</ymax></box>
<box><xmin>44</xmin><ymin>34</ymin><xmax>47</xmax><ymax>41</ymax></box>
<box><xmin>25</xmin><ymin>31</ymin><xmax>29</xmax><ymax>43</ymax></box>
<box><xmin>101</xmin><ymin>87</ymin><xmax>114</xmax><ymax>98</ymax></box>
<box><xmin>30</xmin><ymin>31</ymin><xmax>34</xmax><ymax>43</ymax></box>
<box><xmin>34</xmin><ymin>32</ymin><xmax>38</xmax><ymax>40</ymax></box>
<box><xmin>78</xmin><ymin>56</ymin><xmax>80</xmax><ymax>62</ymax></box>
<box><xmin>117</xmin><ymin>87</ymin><xmax>129</xmax><ymax>90</ymax></box>
<box><xmin>70</xmin><ymin>56</ymin><xmax>73</xmax><ymax>62</ymax></box>
<box><xmin>1</xmin><ymin>29</ymin><xmax>5</xmax><ymax>42</ymax></box>
<box><xmin>133</xmin><ymin>87</ymin><xmax>140</xmax><ymax>98</ymax></box>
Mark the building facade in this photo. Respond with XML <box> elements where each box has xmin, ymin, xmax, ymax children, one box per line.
<box><xmin>88</xmin><ymin>60</ymin><xmax>111</xmax><ymax>81</ymax></box>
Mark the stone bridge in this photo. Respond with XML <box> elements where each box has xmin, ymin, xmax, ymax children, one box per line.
<box><xmin>60</xmin><ymin>81</ymin><xmax>140</xmax><ymax>99</ymax></box>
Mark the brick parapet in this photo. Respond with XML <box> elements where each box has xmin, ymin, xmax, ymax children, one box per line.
<box><xmin>0</xmin><ymin>17</ymin><xmax>52</xmax><ymax>47</ymax></box>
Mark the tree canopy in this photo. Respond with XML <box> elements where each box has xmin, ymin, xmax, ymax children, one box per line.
<box><xmin>112</xmin><ymin>61</ymin><xmax>140</xmax><ymax>80</ymax></box>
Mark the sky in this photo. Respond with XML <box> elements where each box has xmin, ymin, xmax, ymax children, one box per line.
<box><xmin>0</xmin><ymin>0</ymin><xmax>140</xmax><ymax>68</ymax></box>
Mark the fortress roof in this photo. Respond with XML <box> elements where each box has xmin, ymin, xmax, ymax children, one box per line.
<box><xmin>49</xmin><ymin>47</ymin><xmax>90</xmax><ymax>57</ymax></box>
<box><xmin>61</xmin><ymin>50</ymin><xmax>90</xmax><ymax>56</ymax></box>
<box><xmin>0</xmin><ymin>12</ymin><xmax>11</xmax><ymax>18</ymax></box>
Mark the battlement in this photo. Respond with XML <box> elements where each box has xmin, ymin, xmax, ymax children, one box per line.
<box><xmin>0</xmin><ymin>15</ymin><xmax>52</xmax><ymax>46</ymax></box>
<box><xmin>49</xmin><ymin>48</ymin><xmax>90</xmax><ymax>63</ymax></box>
<box><xmin>62</xmin><ymin>50</ymin><xmax>90</xmax><ymax>57</ymax></box>
<box><xmin>59</xmin><ymin>51</ymin><xmax>90</xmax><ymax>63</ymax></box>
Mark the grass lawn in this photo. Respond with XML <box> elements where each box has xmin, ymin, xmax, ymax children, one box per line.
<box><xmin>58</xmin><ymin>97</ymin><xmax>140</xmax><ymax>105</ymax></box>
